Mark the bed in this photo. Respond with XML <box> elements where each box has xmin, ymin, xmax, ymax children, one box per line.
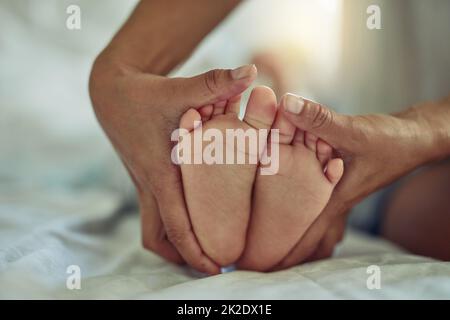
<box><xmin>1</xmin><ymin>181</ymin><xmax>450</xmax><ymax>299</ymax></box>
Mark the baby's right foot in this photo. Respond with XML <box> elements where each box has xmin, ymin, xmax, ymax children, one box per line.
<box><xmin>238</xmin><ymin>94</ymin><xmax>344</xmax><ymax>271</ymax></box>
<box><xmin>178</xmin><ymin>86</ymin><xmax>277</xmax><ymax>266</ymax></box>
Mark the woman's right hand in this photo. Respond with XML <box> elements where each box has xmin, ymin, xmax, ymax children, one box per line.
<box><xmin>89</xmin><ymin>54</ymin><xmax>257</xmax><ymax>274</ymax></box>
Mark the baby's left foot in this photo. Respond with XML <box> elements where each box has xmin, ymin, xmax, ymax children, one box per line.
<box><xmin>238</xmin><ymin>95</ymin><xmax>344</xmax><ymax>271</ymax></box>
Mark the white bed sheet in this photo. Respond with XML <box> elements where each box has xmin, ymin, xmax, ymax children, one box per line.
<box><xmin>1</xmin><ymin>186</ymin><xmax>450</xmax><ymax>299</ymax></box>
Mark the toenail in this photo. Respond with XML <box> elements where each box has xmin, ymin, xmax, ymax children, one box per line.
<box><xmin>284</xmin><ymin>94</ymin><xmax>304</xmax><ymax>114</ymax></box>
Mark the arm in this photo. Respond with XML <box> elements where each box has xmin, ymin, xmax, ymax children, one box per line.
<box><xmin>397</xmin><ymin>96</ymin><xmax>450</xmax><ymax>163</ymax></box>
<box><xmin>89</xmin><ymin>0</ymin><xmax>252</xmax><ymax>274</ymax></box>
<box><xmin>96</xmin><ymin>0</ymin><xmax>241</xmax><ymax>75</ymax></box>
<box><xmin>271</xmin><ymin>93</ymin><xmax>450</xmax><ymax>268</ymax></box>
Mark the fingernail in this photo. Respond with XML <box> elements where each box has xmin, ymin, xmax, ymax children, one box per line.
<box><xmin>231</xmin><ymin>64</ymin><xmax>256</xmax><ymax>80</ymax></box>
<box><xmin>284</xmin><ymin>94</ymin><xmax>305</xmax><ymax>114</ymax></box>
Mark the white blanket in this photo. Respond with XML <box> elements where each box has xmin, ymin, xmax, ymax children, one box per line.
<box><xmin>1</xmin><ymin>185</ymin><xmax>450</xmax><ymax>299</ymax></box>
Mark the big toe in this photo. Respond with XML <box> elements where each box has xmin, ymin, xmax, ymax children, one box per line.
<box><xmin>243</xmin><ymin>86</ymin><xmax>277</xmax><ymax>130</ymax></box>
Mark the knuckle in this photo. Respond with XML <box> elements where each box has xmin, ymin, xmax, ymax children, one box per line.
<box><xmin>307</xmin><ymin>102</ymin><xmax>334</xmax><ymax>129</ymax></box>
<box><xmin>166</xmin><ymin>227</ymin><xmax>187</xmax><ymax>247</ymax></box>
<box><xmin>204</xmin><ymin>69</ymin><xmax>222</xmax><ymax>95</ymax></box>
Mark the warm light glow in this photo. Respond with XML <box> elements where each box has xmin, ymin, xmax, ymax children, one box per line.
<box><xmin>262</xmin><ymin>0</ymin><xmax>342</xmax><ymax>76</ymax></box>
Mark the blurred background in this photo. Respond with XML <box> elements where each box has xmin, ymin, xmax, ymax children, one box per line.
<box><xmin>1</xmin><ymin>0</ymin><xmax>449</xmax><ymax>227</ymax></box>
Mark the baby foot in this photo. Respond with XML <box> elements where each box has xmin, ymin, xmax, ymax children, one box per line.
<box><xmin>238</xmin><ymin>95</ymin><xmax>344</xmax><ymax>271</ymax></box>
<box><xmin>178</xmin><ymin>87</ymin><xmax>277</xmax><ymax>266</ymax></box>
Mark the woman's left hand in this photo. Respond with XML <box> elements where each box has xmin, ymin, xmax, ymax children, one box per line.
<box><xmin>271</xmin><ymin>94</ymin><xmax>441</xmax><ymax>269</ymax></box>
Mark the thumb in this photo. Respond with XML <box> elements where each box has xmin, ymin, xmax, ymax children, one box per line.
<box><xmin>280</xmin><ymin>93</ymin><xmax>350</xmax><ymax>147</ymax></box>
<box><xmin>172</xmin><ymin>64</ymin><xmax>257</xmax><ymax>108</ymax></box>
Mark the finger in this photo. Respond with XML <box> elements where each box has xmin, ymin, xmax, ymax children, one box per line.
<box><xmin>305</xmin><ymin>216</ymin><xmax>346</xmax><ymax>262</ymax></box>
<box><xmin>123</xmin><ymin>160</ymin><xmax>184</xmax><ymax>264</ymax></box>
<box><xmin>173</xmin><ymin>65</ymin><xmax>257</xmax><ymax>108</ymax></box>
<box><xmin>140</xmin><ymin>192</ymin><xmax>184</xmax><ymax>264</ymax></box>
<box><xmin>305</xmin><ymin>235</ymin><xmax>335</xmax><ymax>262</ymax></box>
<box><xmin>155</xmin><ymin>172</ymin><xmax>221</xmax><ymax>275</ymax></box>
<box><xmin>280</xmin><ymin>93</ymin><xmax>350</xmax><ymax>147</ymax></box>
<box><xmin>272</xmin><ymin>215</ymin><xmax>329</xmax><ymax>270</ymax></box>
<box><xmin>272</xmin><ymin>196</ymin><xmax>344</xmax><ymax>270</ymax></box>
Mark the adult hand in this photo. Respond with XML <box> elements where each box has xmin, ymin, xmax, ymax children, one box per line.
<box><xmin>89</xmin><ymin>55</ymin><xmax>257</xmax><ymax>274</ymax></box>
<box><xmin>272</xmin><ymin>94</ymin><xmax>448</xmax><ymax>269</ymax></box>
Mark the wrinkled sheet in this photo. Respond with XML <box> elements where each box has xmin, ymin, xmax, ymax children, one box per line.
<box><xmin>1</xmin><ymin>186</ymin><xmax>450</xmax><ymax>299</ymax></box>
